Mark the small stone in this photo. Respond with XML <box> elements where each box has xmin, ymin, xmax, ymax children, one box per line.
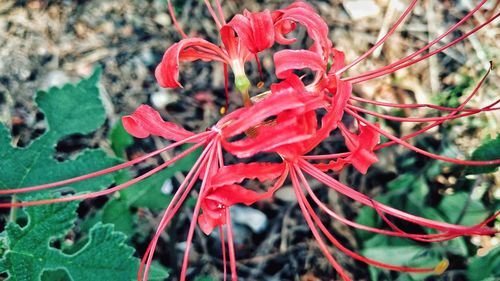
<box><xmin>151</xmin><ymin>89</ymin><xmax>179</xmax><ymax>109</ymax></box>
<box><xmin>275</xmin><ymin>185</ymin><xmax>298</xmax><ymax>202</ymax></box>
<box><xmin>41</xmin><ymin>70</ymin><xmax>70</xmax><ymax>90</ymax></box>
<box><xmin>230</xmin><ymin>205</ymin><xmax>268</xmax><ymax>234</ymax></box>
<box><xmin>154</xmin><ymin>13</ymin><xmax>171</xmax><ymax>27</ymax></box>
<box><xmin>161</xmin><ymin>179</ymin><xmax>173</xmax><ymax>194</ymax></box>
<box><xmin>343</xmin><ymin>0</ymin><xmax>381</xmax><ymax>20</ymax></box>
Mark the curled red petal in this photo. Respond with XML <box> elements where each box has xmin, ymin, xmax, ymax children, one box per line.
<box><xmin>328</xmin><ymin>48</ymin><xmax>346</xmax><ymax>75</ymax></box>
<box><xmin>155</xmin><ymin>38</ymin><xmax>228</xmax><ymax>88</ymax></box>
<box><xmin>211</xmin><ymin>162</ymin><xmax>286</xmax><ymax>187</ymax></box>
<box><xmin>300</xmin><ymin>78</ymin><xmax>352</xmax><ymax>153</ymax></box>
<box><xmin>219</xmin><ymin>90</ymin><xmax>306</xmax><ymax>138</ymax></box>
<box><xmin>222</xmin><ymin>117</ymin><xmax>313</xmax><ymax>158</ymax></box>
<box><xmin>198</xmin><ymin>182</ymin><xmax>271</xmax><ymax>235</ymax></box>
<box><xmin>206</xmin><ymin>184</ymin><xmax>263</xmax><ymax>206</ymax></box>
<box><xmin>339</xmin><ymin>122</ymin><xmax>380</xmax><ymax>174</ymax></box>
<box><xmin>228</xmin><ymin>9</ymin><xmax>274</xmax><ymax>53</ymax></box>
<box><xmin>313</xmin><ymin>159</ymin><xmax>348</xmax><ymax>172</ymax></box>
<box><xmin>274</xmin><ymin>21</ymin><xmax>296</xmax><ymax>45</ymax></box>
<box><xmin>198</xmin><ymin>212</ymin><xmax>224</xmax><ymax>235</ymax></box>
<box><xmin>274</xmin><ymin>6</ymin><xmax>331</xmax><ymax>59</ymax></box>
<box><xmin>286</xmin><ymin>1</ymin><xmax>316</xmax><ymax>11</ymax></box>
<box><xmin>274</xmin><ymin>50</ymin><xmax>327</xmax><ymax>79</ymax></box>
<box><xmin>122</xmin><ymin>104</ymin><xmax>195</xmax><ymax>141</ymax></box>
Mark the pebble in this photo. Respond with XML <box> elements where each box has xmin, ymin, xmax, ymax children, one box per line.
<box><xmin>343</xmin><ymin>0</ymin><xmax>381</xmax><ymax>20</ymax></box>
<box><xmin>230</xmin><ymin>205</ymin><xmax>268</xmax><ymax>234</ymax></box>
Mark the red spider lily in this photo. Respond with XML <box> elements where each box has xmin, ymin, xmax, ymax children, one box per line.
<box><xmin>1</xmin><ymin>1</ymin><xmax>500</xmax><ymax>281</ymax></box>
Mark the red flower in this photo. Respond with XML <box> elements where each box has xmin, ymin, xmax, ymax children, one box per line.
<box><xmin>2</xmin><ymin>1</ymin><xmax>500</xmax><ymax>281</ymax></box>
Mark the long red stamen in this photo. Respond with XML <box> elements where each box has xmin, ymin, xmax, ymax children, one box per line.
<box><xmin>180</xmin><ymin>139</ymin><xmax>220</xmax><ymax>281</ymax></box>
<box><xmin>296</xmin><ymin>164</ymin><xmax>458</xmax><ymax>242</ymax></box>
<box><xmin>347</xmin><ymin>63</ymin><xmax>499</xmax><ymax>166</ymax></box>
<box><xmin>295</xmin><ymin>166</ymin><xmax>438</xmax><ymax>272</ymax></box>
<box><xmin>290</xmin><ymin>168</ymin><xmax>353</xmax><ymax>281</ymax></box>
<box><xmin>346</xmin><ymin>12</ymin><xmax>499</xmax><ymax>83</ymax></box>
<box><xmin>0</xmin><ymin>141</ymin><xmax>206</xmax><ymax>208</ymax></box>
<box><xmin>347</xmin><ymin>108</ymin><xmax>500</xmax><ymax>166</ymax></box>
<box><xmin>299</xmin><ymin>159</ymin><xmax>497</xmax><ymax>235</ymax></box>
<box><xmin>225</xmin><ymin>208</ymin><xmax>238</xmax><ymax>281</ymax></box>
<box><xmin>167</xmin><ymin>0</ymin><xmax>188</xmax><ymax>38</ymax></box>
<box><xmin>350</xmin><ymin>95</ymin><xmax>497</xmax><ymax>112</ymax></box>
<box><xmin>254</xmin><ymin>53</ymin><xmax>264</xmax><ymax>82</ymax></box>
<box><xmin>346</xmin><ymin>103</ymin><xmax>498</xmax><ymax>123</ymax></box>
<box><xmin>140</xmin><ymin>140</ymin><xmax>216</xmax><ymax>281</ymax></box>
<box><xmin>335</xmin><ymin>0</ymin><xmax>418</xmax><ymax>75</ymax></box>
<box><xmin>214</xmin><ymin>0</ymin><xmax>226</xmax><ymax>25</ymax></box>
<box><xmin>203</xmin><ymin>0</ymin><xmax>223</xmax><ymax>29</ymax></box>
<box><xmin>305</xmin><ymin>64</ymin><xmax>495</xmax><ymax>162</ymax></box>
<box><xmin>374</xmin><ymin>99</ymin><xmax>499</xmax><ymax>151</ymax></box>
<box><xmin>373</xmin><ymin>64</ymin><xmax>496</xmax><ymax>150</ymax></box>
<box><xmin>344</xmin><ymin>0</ymin><xmax>488</xmax><ymax>82</ymax></box>
<box><xmin>0</xmin><ymin>132</ymin><xmax>210</xmax><ymax>195</ymax></box>
<box><xmin>219</xmin><ymin>225</ymin><xmax>228</xmax><ymax>281</ymax></box>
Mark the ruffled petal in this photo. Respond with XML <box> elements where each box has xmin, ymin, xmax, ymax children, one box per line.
<box><xmin>274</xmin><ymin>50</ymin><xmax>327</xmax><ymax>79</ymax></box>
<box><xmin>272</xmin><ymin>2</ymin><xmax>316</xmax><ymax>45</ymax></box>
<box><xmin>222</xmin><ymin>117</ymin><xmax>313</xmax><ymax>158</ymax></box>
<box><xmin>206</xmin><ymin>184</ymin><xmax>263</xmax><ymax>206</ymax></box>
<box><xmin>155</xmin><ymin>38</ymin><xmax>228</xmax><ymax>88</ymax></box>
<box><xmin>328</xmin><ymin>48</ymin><xmax>346</xmax><ymax>75</ymax></box>
<box><xmin>273</xmin><ymin>6</ymin><xmax>331</xmax><ymax>59</ymax></box>
<box><xmin>218</xmin><ymin>90</ymin><xmax>306</xmax><ymax>138</ymax></box>
<box><xmin>198</xmin><ymin>212</ymin><xmax>224</xmax><ymax>235</ymax></box>
<box><xmin>299</xmin><ymin>78</ymin><xmax>352</xmax><ymax>154</ymax></box>
<box><xmin>122</xmin><ymin>104</ymin><xmax>195</xmax><ymax>141</ymax></box>
<box><xmin>313</xmin><ymin>159</ymin><xmax>348</xmax><ymax>172</ymax></box>
<box><xmin>211</xmin><ymin>162</ymin><xmax>286</xmax><ymax>187</ymax></box>
<box><xmin>228</xmin><ymin>9</ymin><xmax>274</xmax><ymax>53</ymax></box>
<box><xmin>339</xmin><ymin>122</ymin><xmax>380</xmax><ymax>174</ymax></box>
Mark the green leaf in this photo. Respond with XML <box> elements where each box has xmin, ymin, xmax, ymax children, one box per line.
<box><xmin>102</xmin><ymin>197</ymin><xmax>135</xmax><ymax>236</ymax></box>
<box><xmin>362</xmin><ymin>244</ymin><xmax>441</xmax><ymax>281</ymax></box>
<box><xmin>362</xmin><ymin>245</ymin><xmax>437</xmax><ymax>266</ymax></box>
<box><xmin>355</xmin><ymin>206</ymin><xmax>379</xmax><ymax>240</ymax></box>
<box><xmin>0</xmin><ymin>197</ymin><xmax>133</xmax><ymax>281</ymax></box>
<box><xmin>464</xmin><ymin>135</ymin><xmax>500</xmax><ymax>175</ymax></box>
<box><xmin>438</xmin><ymin>192</ymin><xmax>489</xmax><ymax>226</ymax></box>
<box><xmin>0</xmin><ymin>196</ymin><xmax>168</xmax><ymax>281</ymax></box>
<box><xmin>388</xmin><ymin>174</ymin><xmax>417</xmax><ymax>191</ymax></box>
<box><xmin>0</xmin><ymin>68</ymin><xmax>116</xmax><ymax>199</ymax></box>
<box><xmin>122</xmin><ymin>144</ymin><xmax>201</xmax><ymax>209</ymax></box>
<box><xmin>110</xmin><ymin>119</ymin><xmax>133</xmax><ymax>158</ymax></box>
<box><xmin>121</xmin><ymin>168</ymin><xmax>176</xmax><ymax>209</ymax></box>
<box><xmin>0</xmin><ymin>68</ymin><xmax>169</xmax><ymax>281</ymax></box>
<box><xmin>467</xmin><ymin>247</ymin><xmax>500</xmax><ymax>281</ymax></box>
<box><xmin>139</xmin><ymin>262</ymin><xmax>170</xmax><ymax>281</ymax></box>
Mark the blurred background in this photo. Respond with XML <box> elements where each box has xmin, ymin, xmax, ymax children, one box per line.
<box><xmin>0</xmin><ymin>0</ymin><xmax>498</xmax><ymax>280</ymax></box>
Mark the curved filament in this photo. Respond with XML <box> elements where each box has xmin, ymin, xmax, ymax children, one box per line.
<box><xmin>0</xmin><ymin>132</ymin><xmax>210</xmax><ymax>195</ymax></box>
<box><xmin>342</xmin><ymin>0</ymin><xmax>488</xmax><ymax>80</ymax></box>
<box><xmin>0</xmin><ymin>141</ymin><xmax>206</xmax><ymax>208</ymax></box>
<box><xmin>167</xmin><ymin>0</ymin><xmax>188</xmax><ymax>38</ymax></box>
<box><xmin>295</xmin><ymin>166</ymin><xmax>438</xmax><ymax>272</ymax></box>
<box><xmin>335</xmin><ymin>0</ymin><xmax>418</xmax><ymax>75</ymax></box>
<box><xmin>346</xmin><ymin>12</ymin><xmax>499</xmax><ymax>83</ymax></box>
<box><xmin>140</xmin><ymin>139</ymin><xmax>216</xmax><ymax>280</ymax></box>
<box><xmin>290</xmin><ymin>167</ymin><xmax>353</xmax><ymax>281</ymax></box>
